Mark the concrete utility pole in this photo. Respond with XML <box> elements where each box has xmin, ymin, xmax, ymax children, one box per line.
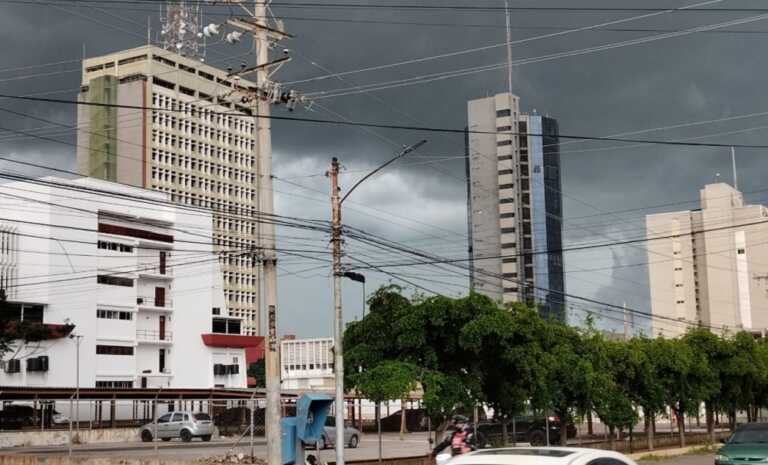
<box><xmin>328</xmin><ymin>157</ymin><xmax>345</xmax><ymax>465</ymax></box>
<box><xmin>327</xmin><ymin>140</ymin><xmax>427</xmax><ymax>465</ymax></box>
<box><xmin>220</xmin><ymin>2</ymin><xmax>294</xmax><ymax>465</ymax></box>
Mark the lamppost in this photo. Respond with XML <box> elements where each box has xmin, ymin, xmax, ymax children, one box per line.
<box><xmin>69</xmin><ymin>333</ymin><xmax>83</xmax><ymax>430</ymax></box>
<box><xmin>328</xmin><ymin>140</ymin><xmax>427</xmax><ymax>465</ymax></box>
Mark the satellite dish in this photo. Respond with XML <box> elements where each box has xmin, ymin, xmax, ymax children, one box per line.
<box><xmin>203</xmin><ymin>24</ymin><xmax>220</xmax><ymax>37</ymax></box>
<box><xmin>225</xmin><ymin>31</ymin><xmax>243</xmax><ymax>44</ymax></box>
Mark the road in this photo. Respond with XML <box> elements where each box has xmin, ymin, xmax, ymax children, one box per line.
<box><xmin>1</xmin><ymin>432</ymin><xmax>433</xmax><ymax>461</ymax></box>
<box><xmin>638</xmin><ymin>454</ymin><xmax>712</xmax><ymax>464</ymax></box>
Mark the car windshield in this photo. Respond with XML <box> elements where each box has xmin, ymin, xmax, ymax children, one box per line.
<box><xmin>730</xmin><ymin>428</ymin><xmax>768</xmax><ymax>444</ymax></box>
<box><xmin>194</xmin><ymin>413</ymin><xmax>211</xmax><ymax>421</ymax></box>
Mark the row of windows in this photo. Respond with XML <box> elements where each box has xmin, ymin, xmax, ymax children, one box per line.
<box><xmin>98</xmin><ymin>240</ymin><xmax>134</xmax><ymax>253</ymax></box>
<box><xmin>226</xmin><ymin>290</ymin><xmax>258</xmax><ymax>306</ymax></box>
<box><xmin>152</xmin><ymin>146</ymin><xmax>254</xmax><ymax>170</ymax></box>
<box><xmin>151</xmin><ymin>131</ymin><xmax>254</xmax><ymax>166</ymax></box>
<box><xmin>96</xmin><ymin>380</ymin><xmax>134</xmax><ymax>388</ymax></box>
<box><xmin>152</xmin><ymin>114</ymin><xmax>254</xmax><ymax>150</ymax></box>
<box><xmin>223</xmin><ymin>272</ymin><xmax>258</xmax><ymax>288</ymax></box>
<box><xmin>97</xmin><ymin>309</ymin><xmax>133</xmax><ymax>320</ymax></box>
<box><xmin>153</xmin><ymin>185</ymin><xmax>255</xmax><ymax>209</ymax></box>
<box><xmin>96</xmin><ymin>345</ymin><xmax>134</xmax><ymax>356</ymax></box>
<box><xmin>286</xmin><ymin>363</ymin><xmax>333</xmax><ymax>371</ymax></box>
<box><xmin>97</xmin><ymin>275</ymin><xmax>134</xmax><ymax>287</ymax></box>
<box><xmin>152</xmin><ymin>93</ymin><xmax>254</xmax><ymax>134</ymax></box>
<box><xmin>151</xmin><ymin>166</ymin><xmax>256</xmax><ymax>196</ymax></box>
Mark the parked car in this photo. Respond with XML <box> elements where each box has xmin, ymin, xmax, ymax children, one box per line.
<box><xmin>0</xmin><ymin>405</ymin><xmax>35</xmax><ymax>429</ymax></box>
<box><xmin>437</xmin><ymin>447</ymin><xmax>638</xmax><ymax>465</ymax></box>
<box><xmin>139</xmin><ymin>411</ymin><xmax>215</xmax><ymax>442</ymax></box>
<box><xmin>477</xmin><ymin>417</ymin><xmax>577</xmax><ymax>446</ymax></box>
<box><xmin>716</xmin><ymin>423</ymin><xmax>768</xmax><ymax>465</ymax></box>
<box><xmin>304</xmin><ymin>418</ymin><xmax>362</xmax><ymax>449</ymax></box>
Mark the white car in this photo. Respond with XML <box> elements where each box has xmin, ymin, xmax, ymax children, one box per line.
<box><xmin>438</xmin><ymin>447</ymin><xmax>638</xmax><ymax>465</ymax></box>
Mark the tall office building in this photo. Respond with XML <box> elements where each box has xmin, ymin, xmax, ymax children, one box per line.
<box><xmin>647</xmin><ymin>183</ymin><xmax>768</xmax><ymax>337</ymax></box>
<box><xmin>76</xmin><ymin>44</ymin><xmax>264</xmax><ymax>335</ymax></box>
<box><xmin>466</xmin><ymin>92</ymin><xmax>565</xmax><ymax>321</ymax></box>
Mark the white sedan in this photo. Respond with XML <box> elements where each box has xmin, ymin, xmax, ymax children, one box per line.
<box><xmin>438</xmin><ymin>447</ymin><xmax>638</xmax><ymax>465</ymax></box>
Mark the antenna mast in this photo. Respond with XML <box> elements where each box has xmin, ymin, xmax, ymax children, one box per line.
<box><xmin>505</xmin><ymin>0</ymin><xmax>513</xmax><ymax>95</ymax></box>
<box><xmin>160</xmin><ymin>0</ymin><xmax>204</xmax><ymax>58</ymax></box>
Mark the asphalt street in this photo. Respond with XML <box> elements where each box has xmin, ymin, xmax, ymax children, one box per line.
<box><xmin>0</xmin><ymin>432</ymin><xmax>433</xmax><ymax>461</ymax></box>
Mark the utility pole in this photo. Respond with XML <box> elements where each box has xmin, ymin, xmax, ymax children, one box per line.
<box><xmin>216</xmin><ymin>3</ymin><xmax>294</xmax><ymax>465</ymax></box>
<box><xmin>731</xmin><ymin>146</ymin><xmax>739</xmax><ymax>190</ymax></box>
<box><xmin>329</xmin><ymin>157</ymin><xmax>345</xmax><ymax>465</ymax></box>
<box><xmin>327</xmin><ymin>141</ymin><xmax>426</xmax><ymax>465</ymax></box>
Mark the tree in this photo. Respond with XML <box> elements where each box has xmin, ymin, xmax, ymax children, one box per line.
<box><xmin>625</xmin><ymin>337</ymin><xmax>666</xmax><ymax>451</ymax></box>
<box><xmin>592</xmin><ymin>339</ymin><xmax>638</xmax><ymax>450</ymax></box>
<box><xmin>652</xmin><ymin>336</ymin><xmax>717</xmax><ymax>447</ymax></box>
<box><xmin>535</xmin><ymin>322</ymin><xmax>602</xmax><ymax>446</ymax></box>
<box><xmin>247</xmin><ymin>358</ymin><xmax>265</xmax><ymax>388</ymax></box>
<box><xmin>351</xmin><ymin>361</ymin><xmax>419</xmax><ymax>462</ymax></box>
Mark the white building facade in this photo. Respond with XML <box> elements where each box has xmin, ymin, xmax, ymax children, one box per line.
<box><xmin>280</xmin><ymin>338</ymin><xmax>334</xmax><ymax>392</ymax></box>
<box><xmin>647</xmin><ymin>183</ymin><xmax>768</xmax><ymax>337</ymax></box>
<box><xmin>76</xmin><ymin>45</ymin><xmax>264</xmax><ymax>335</ymax></box>
<box><xmin>0</xmin><ymin>177</ymin><xmax>260</xmax><ymax>389</ymax></box>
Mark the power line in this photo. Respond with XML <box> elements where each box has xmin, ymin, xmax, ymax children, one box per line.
<box><xmin>7</xmin><ymin>93</ymin><xmax>768</xmax><ymax>150</ymax></box>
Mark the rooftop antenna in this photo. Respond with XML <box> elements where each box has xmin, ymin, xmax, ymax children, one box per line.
<box><xmin>731</xmin><ymin>146</ymin><xmax>739</xmax><ymax>190</ymax></box>
<box><xmin>160</xmin><ymin>0</ymin><xmax>204</xmax><ymax>58</ymax></box>
<box><xmin>504</xmin><ymin>0</ymin><xmax>513</xmax><ymax>96</ymax></box>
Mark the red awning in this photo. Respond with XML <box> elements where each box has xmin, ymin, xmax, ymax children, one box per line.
<box><xmin>201</xmin><ymin>333</ymin><xmax>263</xmax><ymax>348</ymax></box>
<box><xmin>0</xmin><ymin>322</ymin><xmax>74</xmax><ymax>340</ymax></box>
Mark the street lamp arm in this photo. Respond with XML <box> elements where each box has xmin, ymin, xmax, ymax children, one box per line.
<box><xmin>340</xmin><ymin>140</ymin><xmax>427</xmax><ymax>205</ymax></box>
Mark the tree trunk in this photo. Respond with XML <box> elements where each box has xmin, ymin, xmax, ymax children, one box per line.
<box><xmin>376</xmin><ymin>402</ymin><xmax>382</xmax><ymax>463</ymax></box>
<box><xmin>400</xmin><ymin>398</ymin><xmax>407</xmax><ymax>440</ymax></box>
<box><xmin>747</xmin><ymin>406</ymin><xmax>754</xmax><ymax>423</ymax></box>
<box><xmin>677</xmin><ymin>411</ymin><xmax>686</xmax><ymax>448</ymax></box>
<box><xmin>608</xmin><ymin>425</ymin><xmax>616</xmax><ymax>451</ymax></box>
<box><xmin>587</xmin><ymin>411</ymin><xmax>594</xmax><ymax>436</ymax></box>
<box><xmin>560</xmin><ymin>414</ymin><xmax>569</xmax><ymax>446</ymax></box>
<box><xmin>706</xmin><ymin>402</ymin><xmax>715</xmax><ymax>445</ymax></box>
<box><xmin>501</xmin><ymin>419</ymin><xmax>509</xmax><ymax>446</ymax></box>
<box><xmin>645</xmin><ymin>413</ymin><xmax>654</xmax><ymax>451</ymax></box>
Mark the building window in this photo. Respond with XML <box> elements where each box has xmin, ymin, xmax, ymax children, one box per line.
<box><xmin>674</xmin><ymin>267</ymin><xmax>683</xmax><ymax>271</ymax></box>
<box><xmin>738</xmin><ymin>248</ymin><xmax>745</xmax><ymax>255</ymax></box>
<box><xmin>496</xmin><ymin>109</ymin><xmax>511</xmax><ymax>118</ymax></box>
<box><xmin>96</xmin><ymin>345</ymin><xmax>134</xmax><ymax>356</ymax></box>
<box><xmin>503</xmin><ymin>287</ymin><xmax>519</xmax><ymax>293</ymax></box>
<box><xmin>675</xmin><ymin>284</ymin><xmax>683</xmax><ymax>288</ymax></box>
<box><xmin>95</xmin><ymin>381</ymin><xmax>134</xmax><ymax>388</ymax></box>
<box><xmin>499</xmin><ymin>169</ymin><xmax>514</xmax><ymax>175</ymax></box>
<box><xmin>501</xmin><ymin>228</ymin><xmax>516</xmax><ymax>234</ymax></box>
<box><xmin>497</xmin><ymin>126</ymin><xmax>512</xmax><ymax>132</ymax></box>
<box><xmin>98</xmin><ymin>241</ymin><xmax>134</xmax><ymax>253</ymax></box>
<box><xmin>212</xmin><ymin>307</ymin><xmax>221</xmax><ymax>315</ymax></box>
<box><xmin>497</xmin><ymin>140</ymin><xmax>513</xmax><ymax>147</ymax></box>
<box><xmin>97</xmin><ymin>275</ymin><xmax>134</xmax><ymax>287</ymax></box>
<box><xmin>97</xmin><ymin>309</ymin><xmax>133</xmax><ymax>320</ymax></box>
<box><xmin>118</xmin><ymin>54</ymin><xmax>147</xmax><ymax>66</ymax></box>
<box><xmin>676</xmin><ymin>300</ymin><xmax>685</xmax><ymax>304</ymax></box>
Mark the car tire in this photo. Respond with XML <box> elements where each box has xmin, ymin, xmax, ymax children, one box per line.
<box><xmin>141</xmin><ymin>430</ymin><xmax>154</xmax><ymax>443</ymax></box>
<box><xmin>528</xmin><ymin>430</ymin><xmax>546</xmax><ymax>447</ymax></box>
<box><xmin>202</xmin><ymin>435</ymin><xmax>212</xmax><ymax>442</ymax></box>
<box><xmin>180</xmin><ymin>429</ymin><xmax>192</xmax><ymax>443</ymax></box>
<box><xmin>348</xmin><ymin>435</ymin><xmax>359</xmax><ymax>449</ymax></box>
<box><xmin>162</xmin><ymin>438</ymin><xmax>172</xmax><ymax>442</ymax></box>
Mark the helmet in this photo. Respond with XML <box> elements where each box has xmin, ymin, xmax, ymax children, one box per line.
<box><xmin>452</xmin><ymin>415</ymin><xmax>470</xmax><ymax>423</ymax></box>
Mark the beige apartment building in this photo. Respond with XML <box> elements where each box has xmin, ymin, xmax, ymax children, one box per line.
<box><xmin>647</xmin><ymin>183</ymin><xmax>768</xmax><ymax>337</ymax></box>
<box><xmin>76</xmin><ymin>45</ymin><xmax>264</xmax><ymax>335</ymax></box>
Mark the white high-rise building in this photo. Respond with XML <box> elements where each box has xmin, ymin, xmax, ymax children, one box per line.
<box><xmin>0</xmin><ymin>177</ymin><xmax>259</xmax><ymax>389</ymax></box>
<box><xmin>647</xmin><ymin>183</ymin><xmax>768</xmax><ymax>337</ymax></box>
<box><xmin>466</xmin><ymin>92</ymin><xmax>565</xmax><ymax>321</ymax></box>
<box><xmin>76</xmin><ymin>45</ymin><xmax>264</xmax><ymax>335</ymax></box>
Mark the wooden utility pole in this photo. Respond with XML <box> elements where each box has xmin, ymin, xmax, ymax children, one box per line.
<box><xmin>328</xmin><ymin>157</ymin><xmax>345</xmax><ymax>465</ymax></box>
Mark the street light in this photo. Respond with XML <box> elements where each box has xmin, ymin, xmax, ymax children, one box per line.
<box><xmin>69</xmin><ymin>333</ymin><xmax>83</xmax><ymax>430</ymax></box>
<box><xmin>328</xmin><ymin>140</ymin><xmax>427</xmax><ymax>465</ymax></box>
<box><xmin>343</xmin><ymin>272</ymin><xmax>366</xmax><ymax>319</ymax></box>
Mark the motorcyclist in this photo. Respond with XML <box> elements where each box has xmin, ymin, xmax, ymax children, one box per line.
<box><xmin>431</xmin><ymin>415</ymin><xmax>479</xmax><ymax>457</ymax></box>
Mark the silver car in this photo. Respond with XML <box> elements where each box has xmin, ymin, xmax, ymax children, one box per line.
<box><xmin>306</xmin><ymin>423</ymin><xmax>362</xmax><ymax>449</ymax></box>
<box><xmin>139</xmin><ymin>411</ymin><xmax>215</xmax><ymax>442</ymax></box>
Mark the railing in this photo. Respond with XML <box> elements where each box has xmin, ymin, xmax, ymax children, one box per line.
<box><xmin>137</xmin><ymin>263</ymin><xmax>173</xmax><ymax>277</ymax></box>
<box><xmin>136</xmin><ymin>296</ymin><xmax>173</xmax><ymax>308</ymax></box>
<box><xmin>136</xmin><ymin>329</ymin><xmax>173</xmax><ymax>342</ymax></box>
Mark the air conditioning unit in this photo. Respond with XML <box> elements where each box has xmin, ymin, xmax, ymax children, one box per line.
<box><xmin>26</xmin><ymin>356</ymin><xmax>50</xmax><ymax>373</ymax></box>
<box><xmin>5</xmin><ymin>359</ymin><xmax>21</xmax><ymax>374</ymax></box>
<box><xmin>39</xmin><ymin>356</ymin><xmax>49</xmax><ymax>372</ymax></box>
<box><xmin>213</xmin><ymin>364</ymin><xmax>227</xmax><ymax>376</ymax></box>
<box><xmin>228</xmin><ymin>364</ymin><xmax>239</xmax><ymax>375</ymax></box>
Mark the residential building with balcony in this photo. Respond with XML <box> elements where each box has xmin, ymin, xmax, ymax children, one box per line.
<box><xmin>0</xmin><ymin>176</ymin><xmax>261</xmax><ymax>389</ymax></box>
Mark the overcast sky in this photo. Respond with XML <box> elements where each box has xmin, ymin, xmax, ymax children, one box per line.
<box><xmin>2</xmin><ymin>0</ymin><xmax>768</xmax><ymax>337</ymax></box>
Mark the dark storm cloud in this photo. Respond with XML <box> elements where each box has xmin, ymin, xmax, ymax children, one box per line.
<box><xmin>2</xmin><ymin>0</ymin><xmax>768</xmax><ymax>334</ymax></box>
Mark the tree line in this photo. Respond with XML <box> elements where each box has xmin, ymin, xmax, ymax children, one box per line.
<box><xmin>344</xmin><ymin>286</ymin><xmax>768</xmax><ymax>449</ymax></box>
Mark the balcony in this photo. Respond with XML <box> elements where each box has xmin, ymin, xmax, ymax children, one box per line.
<box><xmin>137</xmin><ymin>296</ymin><xmax>173</xmax><ymax>312</ymax></box>
<box><xmin>137</xmin><ymin>329</ymin><xmax>173</xmax><ymax>344</ymax></box>
<box><xmin>137</xmin><ymin>264</ymin><xmax>173</xmax><ymax>280</ymax></box>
